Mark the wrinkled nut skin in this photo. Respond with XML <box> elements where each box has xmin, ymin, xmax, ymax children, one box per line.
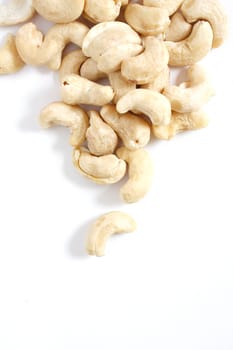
<box><xmin>86</xmin><ymin>211</ymin><xmax>136</xmax><ymax>257</ymax></box>
<box><xmin>0</xmin><ymin>35</ymin><xmax>25</xmax><ymax>74</ymax></box>
<box><xmin>59</xmin><ymin>50</ymin><xmax>86</xmax><ymax>82</ymax></box>
<box><xmin>101</xmin><ymin>105</ymin><xmax>151</xmax><ymax>151</ymax></box>
<box><xmin>117</xmin><ymin>147</ymin><xmax>154</xmax><ymax>203</ymax></box>
<box><xmin>143</xmin><ymin>0</ymin><xmax>184</xmax><ymax>16</ymax></box>
<box><xmin>0</xmin><ymin>0</ymin><xmax>35</xmax><ymax>26</ymax></box>
<box><xmin>33</xmin><ymin>0</ymin><xmax>84</xmax><ymax>23</ymax></box>
<box><xmin>84</xmin><ymin>0</ymin><xmax>127</xmax><ymax>24</ymax></box>
<box><xmin>108</xmin><ymin>71</ymin><xmax>136</xmax><ymax>103</ymax></box>
<box><xmin>86</xmin><ymin>111</ymin><xmax>118</xmax><ymax>156</ymax></box>
<box><xmin>80</xmin><ymin>58</ymin><xmax>106</xmax><ymax>81</ymax></box>
<box><xmin>142</xmin><ymin>66</ymin><xmax>170</xmax><ymax>92</ymax></box>
<box><xmin>39</xmin><ymin>102</ymin><xmax>89</xmax><ymax>148</ymax></box>
<box><xmin>165</xmin><ymin>12</ymin><xmax>192</xmax><ymax>42</ymax></box>
<box><xmin>73</xmin><ymin>148</ymin><xmax>126</xmax><ymax>185</ymax></box>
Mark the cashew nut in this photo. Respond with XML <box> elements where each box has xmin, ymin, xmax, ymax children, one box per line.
<box><xmin>108</xmin><ymin>71</ymin><xmax>136</xmax><ymax>103</ymax></box>
<box><xmin>117</xmin><ymin>89</ymin><xmax>171</xmax><ymax>126</ymax></box>
<box><xmin>100</xmin><ymin>105</ymin><xmax>151</xmax><ymax>151</ymax></box>
<box><xmin>39</xmin><ymin>102</ymin><xmax>89</xmax><ymax>147</ymax></box>
<box><xmin>80</xmin><ymin>58</ymin><xmax>106</xmax><ymax>81</ymax></box>
<box><xmin>0</xmin><ymin>0</ymin><xmax>35</xmax><ymax>26</ymax></box>
<box><xmin>163</xmin><ymin>65</ymin><xmax>215</xmax><ymax>113</ymax></box>
<box><xmin>181</xmin><ymin>0</ymin><xmax>228</xmax><ymax>48</ymax></box>
<box><xmin>33</xmin><ymin>0</ymin><xmax>84</xmax><ymax>23</ymax></box>
<box><xmin>0</xmin><ymin>35</ymin><xmax>25</xmax><ymax>75</ymax></box>
<box><xmin>73</xmin><ymin>148</ymin><xmax>126</xmax><ymax>185</ymax></box>
<box><xmin>165</xmin><ymin>21</ymin><xmax>214</xmax><ymax>66</ymax></box>
<box><xmin>59</xmin><ymin>50</ymin><xmax>86</xmax><ymax>82</ymax></box>
<box><xmin>142</xmin><ymin>66</ymin><xmax>170</xmax><ymax>92</ymax></box>
<box><xmin>121</xmin><ymin>37</ymin><xmax>169</xmax><ymax>84</ymax></box>
<box><xmin>16</xmin><ymin>22</ymin><xmax>89</xmax><ymax>70</ymax></box>
<box><xmin>143</xmin><ymin>0</ymin><xmax>184</xmax><ymax>16</ymax></box>
<box><xmin>152</xmin><ymin>110</ymin><xmax>209</xmax><ymax>139</ymax></box>
<box><xmin>61</xmin><ymin>74</ymin><xmax>114</xmax><ymax>106</ymax></box>
<box><xmin>86</xmin><ymin>111</ymin><xmax>118</xmax><ymax>156</ymax></box>
<box><xmin>116</xmin><ymin>147</ymin><xmax>154</xmax><ymax>203</ymax></box>
<box><xmin>86</xmin><ymin>211</ymin><xmax>136</xmax><ymax>257</ymax></box>
<box><xmin>84</xmin><ymin>0</ymin><xmax>128</xmax><ymax>24</ymax></box>
<box><xmin>124</xmin><ymin>4</ymin><xmax>170</xmax><ymax>36</ymax></box>
<box><xmin>165</xmin><ymin>12</ymin><xmax>192</xmax><ymax>42</ymax></box>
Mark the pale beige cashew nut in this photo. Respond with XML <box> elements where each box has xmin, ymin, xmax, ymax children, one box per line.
<box><xmin>143</xmin><ymin>0</ymin><xmax>184</xmax><ymax>16</ymax></box>
<box><xmin>16</xmin><ymin>22</ymin><xmax>89</xmax><ymax>70</ymax></box>
<box><xmin>0</xmin><ymin>35</ymin><xmax>25</xmax><ymax>75</ymax></box>
<box><xmin>153</xmin><ymin>110</ymin><xmax>209</xmax><ymax>140</ymax></box>
<box><xmin>165</xmin><ymin>12</ymin><xmax>192</xmax><ymax>42</ymax></box>
<box><xmin>39</xmin><ymin>102</ymin><xmax>89</xmax><ymax>148</ymax></box>
<box><xmin>165</xmin><ymin>21</ymin><xmax>213</xmax><ymax>67</ymax></box>
<box><xmin>59</xmin><ymin>50</ymin><xmax>86</xmax><ymax>82</ymax></box>
<box><xmin>0</xmin><ymin>0</ymin><xmax>35</xmax><ymax>26</ymax></box>
<box><xmin>73</xmin><ymin>148</ymin><xmax>126</xmax><ymax>185</ymax></box>
<box><xmin>61</xmin><ymin>74</ymin><xmax>114</xmax><ymax>106</ymax></box>
<box><xmin>117</xmin><ymin>89</ymin><xmax>171</xmax><ymax>126</ymax></box>
<box><xmin>108</xmin><ymin>71</ymin><xmax>136</xmax><ymax>103</ymax></box>
<box><xmin>142</xmin><ymin>66</ymin><xmax>170</xmax><ymax>92</ymax></box>
<box><xmin>121</xmin><ymin>37</ymin><xmax>169</xmax><ymax>85</ymax></box>
<box><xmin>181</xmin><ymin>0</ymin><xmax>228</xmax><ymax>48</ymax></box>
<box><xmin>163</xmin><ymin>65</ymin><xmax>215</xmax><ymax>113</ymax></box>
<box><xmin>33</xmin><ymin>0</ymin><xmax>84</xmax><ymax>23</ymax></box>
<box><xmin>117</xmin><ymin>147</ymin><xmax>154</xmax><ymax>203</ymax></box>
<box><xmin>80</xmin><ymin>59</ymin><xmax>106</xmax><ymax>81</ymax></box>
<box><xmin>100</xmin><ymin>105</ymin><xmax>151</xmax><ymax>151</ymax></box>
<box><xmin>84</xmin><ymin>0</ymin><xmax>128</xmax><ymax>24</ymax></box>
<box><xmin>86</xmin><ymin>111</ymin><xmax>118</xmax><ymax>156</ymax></box>
<box><xmin>86</xmin><ymin>211</ymin><xmax>136</xmax><ymax>257</ymax></box>
<box><xmin>124</xmin><ymin>4</ymin><xmax>170</xmax><ymax>36</ymax></box>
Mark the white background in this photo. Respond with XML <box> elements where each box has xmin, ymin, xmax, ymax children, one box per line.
<box><xmin>0</xmin><ymin>1</ymin><xmax>233</xmax><ymax>349</ymax></box>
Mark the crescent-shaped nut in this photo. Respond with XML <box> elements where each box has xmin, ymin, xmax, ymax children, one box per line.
<box><xmin>116</xmin><ymin>89</ymin><xmax>171</xmax><ymax>126</ymax></box>
<box><xmin>61</xmin><ymin>74</ymin><xmax>114</xmax><ymax>106</ymax></box>
<box><xmin>116</xmin><ymin>147</ymin><xmax>154</xmax><ymax>203</ymax></box>
<box><xmin>143</xmin><ymin>0</ymin><xmax>184</xmax><ymax>16</ymax></box>
<box><xmin>16</xmin><ymin>22</ymin><xmax>89</xmax><ymax>70</ymax></box>
<box><xmin>124</xmin><ymin>4</ymin><xmax>170</xmax><ymax>36</ymax></box>
<box><xmin>0</xmin><ymin>35</ymin><xmax>25</xmax><ymax>75</ymax></box>
<box><xmin>84</xmin><ymin>0</ymin><xmax>127</xmax><ymax>24</ymax></box>
<box><xmin>100</xmin><ymin>105</ymin><xmax>151</xmax><ymax>151</ymax></box>
<box><xmin>80</xmin><ymin>58</ymin><xmax>106</xmax><ymax>81</ymax></box>
<box><xmin>33</xmin><ymin>0</ymin><xmax>84</xmax><ymax>23</ymax></box>
<box><xmin>59</xmin><ymin>50</ymin><xmax>86</xmax><ymax>82</ymax></box>
<box><xmin>0</xmin><ymin>0</ymin><xmax>35</xmax><ymax>26</ymax></box>
<box><xmin>86</xmin><ymin>111</ymin><xmax>118</xmax><ymax>156</ymax></box>
<box><xmin>73</xmin><ymin>148</ymin><xmax>127</xmax><ymax>185</ymax></box>
<box><xmin>39</xmin><ymin>102</ymin><xmax>89</xmax><ymax>148</ymax></box>
<box><xmin>86</xmin><ymin>211</ymin><xmax>137</xmax><ymax>257</ymax></box>
<box><xmin>165</xmin><ymin>12</ymin><xmax>192</xmax><ymax>42</ymax></box>
<box><xmin>142</xmin><ymin>66</ymin><xmax>170</xmax><ymax>92</ymax></box>
<box><xmin>108</xmin><ymin>71</ymin><xmax>136</xmax><ymax>103</ymax></box>
<box><xmin>165</xmin><ymin>21</ymin><xmax>214</xmax><ymax>67</ymax></box>
<box><xmin>181</xmin><ymin>0</ymin><xmax>228</xmax><ymax>48</ymax></box>
<box><xmin>152</xmin><ymin>110</ymin><xmax>209</xmax><ymax>139</ymax></box>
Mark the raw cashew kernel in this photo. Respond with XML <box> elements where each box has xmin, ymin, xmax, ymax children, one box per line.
<box><xmin>80</xmin><ymin>58</ymin><xmax>106</xmax><ymax>81</ymax></box>
<box><xmin>59</xmin><ymin>50</ymin><xmax>86</xmax><ymax>82</ymax></box>
<box><xmin>86</xmin><ymin>211</ymin><xmax>136</xmax><ymax>257</ymax></box>
<box><xmin>165</xmin><ymin>12</ymin><xmax>192</xmax><ymax>42</ymax></box>
<box><xmin>108</xmin><ymin>71</ymin><xmax>136</xmax><ymax>103</ymax></box>
<box><xmin>117</xmin><ymin>147</ymin><xmax>154</xmax><ymax>203</ymax></box>
<box><xmin>0</xmin><ymin>35</ymin><xmax>25</xmax><ymax>75</ymax></box>
<box><xmin>84</xmin><ymin>0</ymin><xmax>127</xmax><ymax>24</ymax></box>
<box><xmin>142</xmin><ymin>66</ymin><xmax>170</xmax><ymax>92</ymax></box>
<box><xmin>0</xmin><ymin>0</ymin><xmax>35</xmax><ymax>26</ymax></box>
<box><xmin>39</xmin><ymin>102</ymin><xmax>89</xmax><ymax>148</ymax></box>
<box><xmin>143</xmin><ymin>0</ymin><xmax>184</xmax><ymax>16</ymax></box>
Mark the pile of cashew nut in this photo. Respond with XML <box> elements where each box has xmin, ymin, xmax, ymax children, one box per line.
<box><xmin>0</xmin><ymin>0</ymin><xmax>227</xmax><ymax>256</ymax></box>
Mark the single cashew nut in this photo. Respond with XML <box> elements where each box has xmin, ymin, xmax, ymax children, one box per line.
<box><xmin>59</xmin><ymin>50</ymin><xmax>86</xmax><ymax>82</ymax></box>
<box><xmin>142</xmin><ymin>66</ymin><xmax>170</xmax><ymax>92</ymax></box>
<box><xmin>84</xmin><ymin>0</ymin><xmax>128</xmax><ymax>24</ymax></box>
<box><xmin>165</xmin><ymin>12</ymin><xmax>192</xmax><ymax>42</ymax></box>
<box><xmin>86</xmin><ymin>211</ymin><xmax>136</xmax><ymax>257</ymax></box>
<box><xmin>16</xmin><ymin>22</ymin><xmax>89</xmax><ymax>70</ymax></box>
<box><xmin>153</xmin><ymin>110</ymin><xmax>209</xmax><ymax>139</ymax></box>
<box><xmin>181</xmin><ymin>0</ymin><xmax>228</xmax><ymax>48</ymax></box>
<box><xmin>86</xmin><ymin>111</ymin><xmax>118</xmax><ymax>156</ymax></box>
<box><xmin>116</xmin><ymin>147</ymin><xmax>154</xmax><ymax>203</ymax></box>
<box><xmin>121</xmin><ymin>37</ymin><xmax>169</xmax><ymax>84</ymax></box>
<box><xmin>73</xmin><ymin>148</ymin><xmax>126</xmax><ymax>185</ymax></box>
<box><xmin>39</xmin><ymin>102</ymin><xmax>89</xmax><ymax>148</ymax></box>
<box><xmin>143</xmin><ymin>0</ymin><xmax>184</xmax><ymax>16</ymax></box>
<box><xmin>166</xmin><ymin>21</ymin><xmax>213</xmax><ymax>66</ymax></box>
<box><xmin>100</xmin><ymin>105</ymin><xmax>151</xmax><ymax>151</ymax></box>
<box><xmin>108</xmin><ymin>71</ymin><xmax>136</xmax><ymax>103</ymax></box>
<box><xmin>124</xmin><ymin>4</ymin><xmax>170</xmax><ymax>36</ymax></box>
<box><xmin>61</xmin><ymin>74</ymin><xmax>114</xmax><ymax>106</ymax></box>
<box><xmin>33</xmin><ymin>0</ymin><xmax>84</xmax><ymax>23</ymax></box>
<box><xmin>117</xmin><ymin>89</ymin><xmax>171</xmax><ymax>126</ymax></box>
<box><xmin>80</xmin><ymin>58</ymin><xmax>106</xmax><ymax>81</ymax></box>
<box><xmin>0</xmin><ymin>0</ymin><xmax>35</xmax><ymax>26</ymax></box>
<box><xmin>0</xmin><ymin>35</ymin><xmax>25</xmax><ymax>75</ymax></box>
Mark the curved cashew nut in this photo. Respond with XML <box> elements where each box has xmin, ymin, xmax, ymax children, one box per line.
<box><xmin>165</xmin><ymin>21</ymin><xmax>214</xmax><ymax>66</ymax></box>
<box><xmin>0</xmin><ymin>0</ymin><xmax>35</xmax><ymax>26</ymax></box>
<box><xmin>117</xmin><ymin>89</ymin><xmax>171</xmax><ymax>126</ymax></box>
<box><xmin>86</xmin><ymin>111</ymin><xmax>118</xmax><ymax>156</ymax></box>
<box><xmin>39</xmin><ymin>102</ymin><xmax>89</xmax><ymax>147</ymax></box>
<box><xmin>124</xmin><ymin>4</ymin><xmax>170</xmax><ymax>36</ymax></box>
<box><xmin>80</xmin><ymin>58</ymin><xmax>106</xmax><ymax>81</ymax></box>
<box><xmin>73</xmin><ymin>148</ymin><xmax>126</xmax><ymax>185</ymax></box>
<box><xmin>33</xmin><ymin>0</ymin><xmax>84</xmax><ymax>23</ymax></box>
<box><xmin>61</xmin><ymin>74</ymin><xmax>114</xmax><ymax>106</ymax></box>
<box><xmin>142</xmin><ymin>66</ymin><xmax>170</xmax><ymax>92</ymax></box>
<box><xmin>16</xmin><ymin>22</ymin><xmax>89</xmax><ymax>70</ymax></box>
<box><xmin>0</xmin><ymin>35</ymin><xmax>25</xmax><ymax>75</ymax></box>
<box><xmin>121</xmin><ymin>37</ymin><xmax>169</xmax><ymax>84</ymax></box>
<box><xmin>165</xmin><ymin>12</ymin><xmax>192</xmax><ymax>42</ymax></box>
<box><xmin>84</xmin><ymin>0</ymin><xmax>127</xmax><ymax>24</ymax></box>
<box><xmin>152</xmin><ymin>110</ymin><xmax>209</xmax><ymax>139</ymax></box>
<box><xmin>181</xmin><ymin>0</ymin><xmax>228</xmax><ymax>48</ymax></box>
<box><xmin>117</xmin><ymin>147</ymin><xmax>154</xmax><ymax>203</ymax></box>
<box><xmin>163</xmin><ymin>65</ymin><xmax>215</xmax><ymax>113</ymax></box>
<box><xmin>59</xmin><ymin>50</ymin><xmax>86</xmax><ymax>82</ymax></box>
<box><xmin>143</xmin><ymin>0</ymin><xmax>184</xmax><ymax>16</ymax></box>
<box><xmin>86</xmin><ymin>211</ymin><xmax>136</xmax><ymax>257</ymax></box>
<box><xmin>108</xmin><ymin>71</ymin><xmax>136</xmax><ymax>103</ymax></box>
<box><xmin>100</xmin><ymin>105</ymin><xmax>151</xmax><ymax>151</ymax></box>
